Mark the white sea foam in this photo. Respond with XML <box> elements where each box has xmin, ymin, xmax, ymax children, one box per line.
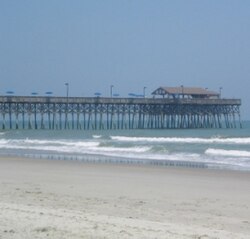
<box><xmin>95</xmin><ymin>145</ymin><xmax>151</xmax><ymax>155</ymax></box>
<box><xmin>205</xmin><ymin>148</ymin><xmax>250</xmax><ymax>157</ymax></box>
<box><xmin>111</xmin><ymin>136</ymin><xmax>250</xmax><ymax>145</ymax></box>
<box><xmin>0</xmin><ymin>138</ymin><xmax>150</xmax><ymax>155</ymax></box>
<box><xmin>0</xmin><ymin>139</ymin><xmax>100</xmax><ymax>148</ymax></box>
<box><xmin>92</xmin><ymin>135</ymin><xmax>102</xmax><ymax>139</ymax></box>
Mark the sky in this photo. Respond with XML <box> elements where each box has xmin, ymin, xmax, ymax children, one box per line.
<box><xmin>0</xmin><ymin>0</ymin><xmax>250</xmax><ymax>119</ymax></box>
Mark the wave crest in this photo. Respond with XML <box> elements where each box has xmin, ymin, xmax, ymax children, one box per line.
<box><xmin>205</xmin><ymin>148</ymin><xmax>250</xmax><ymax>157</ymax></box>
<box><xmin>111</xmin><ymin>136</ymin><xmax>250</xmax><ymax>145</ymax></box>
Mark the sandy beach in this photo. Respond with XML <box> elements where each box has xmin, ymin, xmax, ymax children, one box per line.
<box><xmin>0</xmin><ymin>157</ymin><xmax>250</xmax><ymax>239</ymax></box>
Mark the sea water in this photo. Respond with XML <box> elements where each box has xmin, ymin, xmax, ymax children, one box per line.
<box><xmin>0</xmin><ymin>121</ymin><xmax>250</xmax><ymax>171</ymax></box>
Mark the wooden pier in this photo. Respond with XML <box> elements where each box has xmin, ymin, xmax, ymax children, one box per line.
<box><xmin>0</xmin><ymin>96</ymin><xmax>242</xmax><ymax>130</ymax></box>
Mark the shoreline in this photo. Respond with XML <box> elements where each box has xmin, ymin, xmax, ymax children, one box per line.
<box><xmin>2</xmin><ymin>152</ymin><xmax>249</xmax><ymax>172</ymax></box>
<box><xmin>1</xmin><ymin>156</ymin><xmax>250</xmax><ymax>238</ymax></box>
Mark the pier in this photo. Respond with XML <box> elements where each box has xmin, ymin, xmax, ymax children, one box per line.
<box><xmin>0</xmin><ymin>95</ymin><xmax>242</xmax><ymax>130</ymax></box>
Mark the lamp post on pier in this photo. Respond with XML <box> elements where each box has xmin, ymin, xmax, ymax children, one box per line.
<box><xmin>181</xmin><ymin>85</ymin><xmax>184</xmax><ymax>98</ymax></box>
<box><xmin>219</xmin><ymin>87</ymin><xmax>223</xmax><ymax>98</ymax></box>
<box><xmin>143</xmin><ymin>86</ymin><xmax>147</xmax><ymax>98</ymax></box>
<box><xmin>110</xmin><ymin>85</ymin><xmax>114</xmax><ymax>98</ymax></box>
<box><xmin>65</xmin><ymin>83</ymin><xmax>69</xmax><ymax>129</ymax></box>
<box><xmin>65</xmin><ymin>83</ymin><xmax>69</xmax><ymax>99</ymax></box>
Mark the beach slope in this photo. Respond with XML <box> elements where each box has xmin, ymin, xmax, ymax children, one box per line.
<box><xmin>0</xmin><ymin>157</ymin><xmax>250</xmax><ymax>238</ymax></box>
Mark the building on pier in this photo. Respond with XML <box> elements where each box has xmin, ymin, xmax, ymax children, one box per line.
<box><xmin>152</xmin><ymin>86</ymin><xmax>219</xmax><ymax>99</ymax></box>
<box><xmin>0</xmin><ymin>88</ymin><xmax>242</xmax><ymax>130</ymax></box>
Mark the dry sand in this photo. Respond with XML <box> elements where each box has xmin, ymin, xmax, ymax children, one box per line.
<box><xmin>0</xmin><ymin>157</ymin><xmax>250</xmax><ymax>239</ymax></box>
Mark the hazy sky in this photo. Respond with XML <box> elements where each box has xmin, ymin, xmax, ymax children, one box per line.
<box><xmin>1</xmin><ymin>0</ymin><xmax>250</xmax><ymax>119</ymax></box>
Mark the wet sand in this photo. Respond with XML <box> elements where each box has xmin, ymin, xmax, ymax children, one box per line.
<box><xmin>0</xmin><ymin>156</ymin><xmax>250</xmax><ymax>238</ymax></box>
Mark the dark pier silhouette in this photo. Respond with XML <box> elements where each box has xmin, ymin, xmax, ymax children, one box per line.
<box><xmin>0</xmin><ymin>95</ymin><xmax>241</xmax><ymax>130</ymax></box>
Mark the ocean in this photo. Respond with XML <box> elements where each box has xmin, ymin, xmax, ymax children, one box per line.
<box><xmin>1</xmin><ymin>121</ymin><xmax>250</xmax><ymax>171</ymax></box>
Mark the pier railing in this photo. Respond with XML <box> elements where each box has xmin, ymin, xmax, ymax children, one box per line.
<box><xmin>0</xmin><ymin>96</ymin><xmax>241</xmax><ymax>105</ymax></box>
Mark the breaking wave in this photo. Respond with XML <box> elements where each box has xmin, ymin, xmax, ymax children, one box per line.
<box><xmin>205</xmin><ymin>148</ymin><xmax>250</xmax><ymax>157</ymax></box>
<box><xmin>111</xmin><ymin>136</ymin><xmax>250</xmax><ymax>145</ymax></box>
